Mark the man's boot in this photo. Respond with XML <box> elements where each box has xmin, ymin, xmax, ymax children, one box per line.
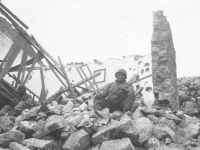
<box><xmin>11</xmin><ymin>110</ymin><xmax>21</xmax><ymax>117</ymax></box>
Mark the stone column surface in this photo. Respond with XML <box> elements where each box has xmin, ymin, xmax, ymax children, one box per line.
<box><xmin>151</xmin><ymin>10</ymin><xmax>179</xmax><ymax>110</ymax></box>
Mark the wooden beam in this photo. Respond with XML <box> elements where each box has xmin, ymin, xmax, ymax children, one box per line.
<box><xmin>46</xmin><ymin>60</ymin><xmax>67</xmax><ymax>88</ymax></box>
<box><xmin>45</xmin><ymin>72</ymin><xmax>101</xmax><ymax>104</ymax></box>
<box><xmin>23</xmin><ymin>52</ymin><xmax>43</xmax><ymax>84</ymax></box>
<box><xmin>15</xmin><ymin>44</ymin><xmax>28</xmax><ymax>87</ymax></box>
<box><xmin>58</xmin><ymin>57</ymin><xmax>76</xmax><ymax>100</ymax></box>
<box><xmin>0</xmin><ymin>34</ymin><xmax>26</xmax><ymax>81</ymax></box>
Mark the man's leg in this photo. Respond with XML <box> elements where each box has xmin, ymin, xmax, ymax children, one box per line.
<box><xmin>13</xmin><ymin>101</ymin><xmax>31</xmax><ymax>117</ymax></box>
<box><xmin>120</xmin><ymin>92</ymin><xmax>135</xmax><ymax>113</ymax></box>
<box><xmin>93</xmin><ymin>98</ymin><xmax>118</xmax><ymax>113</ymax></box>
<box><xmin>0</xmin><ymin>105</ymin><xmax>12</xmax><ymax>115</ymax></box>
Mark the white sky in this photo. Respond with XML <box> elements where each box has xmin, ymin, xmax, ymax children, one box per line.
<box><xmin>3</xmin><ymin>0</ymin><xmax>200</xmax><ymax>77</ymax></box>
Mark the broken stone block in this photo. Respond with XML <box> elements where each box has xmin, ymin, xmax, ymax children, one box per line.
<box><xmin>92</xmin><ymin>118</ymin><xmax>133</xmax><ymax>145</ymax></box>
<box><xmin>144</xmin><ymin>136</ymin><xmax>160</xmax><ymax>149</ymax></box>
<box><xmin>79</xmin><ymin>102</ymin><xmax>88</xmax><ymax>111</ymax></box>
<box><xmin>18</xmin><ymin>121</ymin><xmax>37</xmax><ymax>138</ymax></box>
<box><xmin>64</xmin><ymin>114</ymin><xmax>83</xmax><ymax>127</ymax></box>
<box><xmin>76</xmin><ymin>114</ymin><xmax>91</xmax><ymax>129</ymax></box>
<box><xmin>82</xmin><ymin>93</ymin><xmax>92</xmax><ymax>100</ymax></box>
<box><xmin>176</xmin><ymin>117</ymin><xmax>200</xmax><ymax>143</ymax></box>
<box><xmin>62</xmin><ymin>101</ymin><xmax>74</xmax><ymax>113</ymax></box>
<box><xmin>60</xmin><ymin>98</ymin><xmax>70</xmax><ymax>105</ymax></box>
<box><xmin>164</xmin><ymin>113</ymin><xmax>181</xmax><ymax>125</ymax></box>
<box><xmin>127</xmin><ymin>117</ymin><xmax>153</xmax><ymax>146</ymax></box>
<box><xmin>32</xmin><ymin>120</ymin><xmax>45</xmax><ymax>131</ymax></box>
<box><xmin>140</xmin><ymin>108</ymin><xmax>157</xmax><ymax>116</ymax></box>
<box><xmin>62</xmin><ymin>129</ymin><xmax>91</xmax><ymax>150</ymax></box>
<box><xmin>0</xmin><ymin>116</ymin><xmax>14</xmax><ymax>132</ymax></box>
<box><xmin>88</xmin><ymin>145</ymin><xmax>100</xmax><ymax>150</ymax></box>
<box><xmin>149</xmin><ymin>143</ymin><xmax>185</xmax><ymax>150</ymax></box>
<box><xmin>44</xmin><ymin>115</ymin><xmax>65</xmax><ymax>132</ymax></box>
<box><xmin>146</xmin><ymin>115</ymin><xmax>159</xmax><ymax>124</ymax></box>
<box><xmin>99</xmin><ymin>138</ymin><xmax>135</xmax><ymax>150</ymax></box>
<box><xmin>132</xmin><ymin>107</ymin><xmax>144</xmax><ymax>119</ymax></box>
<box><xmin>0</xmin><ymin>130</ymin><xmax>25</xmax><ymax>146</ymax></box>
<box><xmin>153</xmin><ymin>122</ymin><xmax>176</xmax><ymax>142</ymax></box>
<box><xmin>9</xmin><ymin>142</ymin><xmax>30</xmax><ymax>150</ymax></box>
<box><xmin>23</xmin><ymin>138</ymin><xmax>53</xmax><ymax>150</ymax></box>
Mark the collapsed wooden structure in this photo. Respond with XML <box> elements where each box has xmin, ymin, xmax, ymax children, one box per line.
<box><xmin>0</xmin><ymin>2</ymin><xmax>101</xmax><ymax>109</ymax></box>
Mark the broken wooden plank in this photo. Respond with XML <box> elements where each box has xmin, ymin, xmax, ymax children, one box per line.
<box><xmin>45</xmin><ymin>72</ymin><xmax>101</xmax><ymax>104</ymax></box>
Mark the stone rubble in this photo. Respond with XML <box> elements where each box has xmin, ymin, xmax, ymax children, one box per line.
<box><xmin>0</xmin><ymin>91</ymin><xmax>200</xmax><ymax>150</ymax></box>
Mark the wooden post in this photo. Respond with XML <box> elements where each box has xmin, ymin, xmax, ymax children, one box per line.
<box><xmin>39</xmin><ymin>68</ymin><xmax>45</xmax><ymax>101</ymax></box>
<box><xmin>58</xmin><ymin>57</ymin><xmax>76</xmax><ymax>100</ymax></box>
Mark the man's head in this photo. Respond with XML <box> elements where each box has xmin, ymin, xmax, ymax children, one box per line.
<box><xmin>18</xmin><ymin>85</ymin><xmax>26</xmax><ymax>97</ymax></box>
<box><xmin>115</xmin><ymin>69</ymin><xmax>127</xmax><ymax>82</ymax></box>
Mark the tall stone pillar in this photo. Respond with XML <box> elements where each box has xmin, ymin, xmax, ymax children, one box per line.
<box><xmin>151</xmin><ymin>10</ymin><xmax>179</xmax><ymax>110</ymax></box>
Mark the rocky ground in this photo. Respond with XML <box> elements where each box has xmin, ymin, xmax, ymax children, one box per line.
<box><xmin>1</xmin><ymin>91</ymin><xmax>200</xmax><ymax>150</ymax></box>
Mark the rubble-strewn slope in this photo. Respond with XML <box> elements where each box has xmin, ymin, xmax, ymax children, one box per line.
<box><xmin>1</xmin><ymin>93</ymin><xmax>200</xmax><ymax>150</ymax></box>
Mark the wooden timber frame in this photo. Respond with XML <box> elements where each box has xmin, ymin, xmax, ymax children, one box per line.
<box><xmin>0</xmin><ymin>2</ymin><xmax>102</xmax><ymax>106</ymax></box>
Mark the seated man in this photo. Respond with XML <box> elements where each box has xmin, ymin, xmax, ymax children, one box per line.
<box><xmin>93</xmin><ymin>69</ymin><xmax>135</xmax><ymax>113</ymax></box>
<box><xmin>0</xmin><ymin>85</ymin><xmax>40</xmax><ymax>117</ymax></box>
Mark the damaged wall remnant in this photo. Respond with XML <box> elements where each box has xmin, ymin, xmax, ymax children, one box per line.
<box><xmin>151</xmin><ymin>10</ymin><xmax>179</xmax><ymax>110</ymax></box>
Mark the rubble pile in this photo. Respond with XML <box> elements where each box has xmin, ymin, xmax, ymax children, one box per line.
<box><xmin>1</xmin><ymin>93</ymin><xmax>200</xmax><ymax>150</ymax></box>
<box><xmin>178</xmin><ymin>76</ymin><xmax>200</xmax><ymax>117</ymax></box>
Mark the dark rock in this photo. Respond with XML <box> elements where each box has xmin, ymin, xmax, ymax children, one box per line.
<box><xmin>18</xmin><ymin>121</ymin><xmax>37</xmax><ymax>138</ymax></box>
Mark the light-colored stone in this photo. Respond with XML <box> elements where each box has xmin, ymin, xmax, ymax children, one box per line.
<box><xmin>132</xmin><ymin>107</ymin><xmax>144</xmax><ymax>119</ymax></box>
<box><xmin>64</xmin><ymin>114</ymin><xmax>83</xmax><ymax>127</ymax></box>
<box><xmin>0</xmin><ymin>116</ymin><xmax>14</xmax><ymax>132</ymax></box>
<box><xmin>144</xmin><ymin>136</ymin><xmax>160</xmax><ymax>149</ymax></box>
<box><xmin>0</xmin><ymin>130</ymin><xmax>25</xmax><ymax>146</ymax></box>
<box><xmin>92</xmin><ymin>118</ymin><xmax>133</xmax><ymax>145</ymax></box>
<box><xmin>23</xmin><ymin>138</ymin><xmax>53</xmax><ymax>150</ymax></box>
<box><xmin>99</xmin><ymin>138</ymin><xmax>135</xmax><ymax>150</ymax></box>
<box><xmin>9</xmin><ymin>142</ymin><xmax>31</xmax><ymax>150</ymax></box>
<box><xmin>63</xmin><ymin>101</ymin><xmax>74</xmax><ymax>113</ymax></box>
<box><xmin>129</xmin><ymin>117</ymin><xmax>153</xmax><ymax>146</ymax></box>
<box><xmin>62</xmin><ymin>129</ymin><xmax>91</xmax><ymax>150</ymax></box>
<box><xmin>176</xmin><ymin>117</ymin><xmax>200</xmax><ymax>144</ymax></box>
